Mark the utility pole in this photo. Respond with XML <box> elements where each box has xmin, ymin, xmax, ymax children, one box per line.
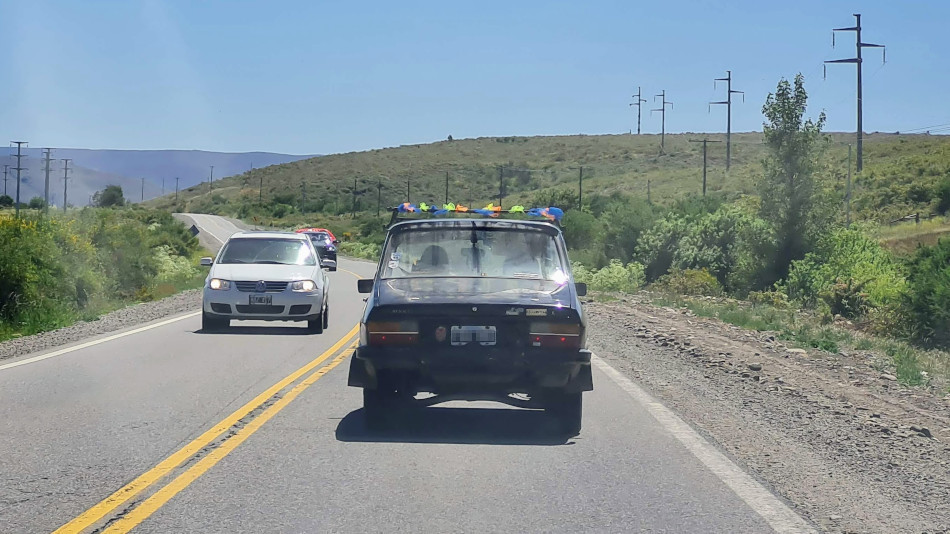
<box><xmin>710</xmin><ymin>71</ymin><xmax>744</xmax><ymax>170</ymax></box>
<box><xmin>301</xmin><ymin>180</ymin><xmax>307</xmax><ymax>214</ymax></box>
<box><xmin>209</xmin><ymin>165</ymin><xmax>214</xmax><ymax>193</ymax></box>
<box><xmin>61</xmin><ymin>159</ymin><xmax>71</xmax><ymax>213</ymax></box>
<box><xmin>846</xmin><ymin>144</ymin><xmax>853</xmax><ymax>227</ymax></box>
<box><xmin>175</xmin><ymin>177</ymin><xmax>180</xmax><ymax>203</ymax></box>
<box><xmin>406</xmin><ymin>177</ymin><xmax>411</xmax><ymax>203</ymax></box>
<box><xmin>689</xmin><ymin>139</ymin><xmax>722</xmax><ymax>196</ymax></box>
<box><xmin>352</xmin><ymin>177</ymin><xmax>358</xmax><ymax>215</ymax></box>
<box><xmin>42</xmin><ymin>148</ymin><xmax>53</xmax><ymax>212</ymax></box>
<box><xmin>376</xmin><ymin>178</ymin><xmax>382</xmax><ymax>216</ymax></box>
<box><xmin>647</xmin><ymin>179</ymin><xmax>652</xmax><ymax>205</ymax></box>
<box><xmin>578</xmin><ymin>166</ymin><xmax>583</xmax><ymax>208</ymax></box>
<box><xmin>2</xmin><ymin>165</ymin><xmax>8</xmax><ymax>196</ymax></box>
<box><xmin>141</xmin><ymin>177</ymin><xmax>145</xmax><ymax>202</ymax></box>
<box><xmin>651</xmin><ymin>90</ymin><xmax>673</xmax><ymax>152</ymax></box>
<box><xmin>825</xmin><ymin>13</ymin><xmax>885</xmax><ymax>172</ymax></box>
<box><xmin>497</xmin><ymin>166</ymin><xmax>504</xmax><ymax>209</ymax></box>
<box><xmin>445</xmin><ymin>171</ymin><xmax>449</xmax><ymax>204</ymax></box>
<box><xmin>629</xmin><ymin>86</ymin><xmax>647</xmax><ymax>134</ymax></box>
<box><xmin>162</xmin><ymin>177</ymin><xmax>165</xmax><ymax>196</ymax></box>
<box><xmin>12</xmin><ymin>141</ymin><xmax>28</xmax><ymax>218</ymax></box>
<box><xmin>259</xmin><ymin>175</ymin><xmax>264</xmax><ymax>204</ymax></box>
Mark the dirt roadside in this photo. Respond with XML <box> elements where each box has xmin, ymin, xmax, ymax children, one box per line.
<box><xmin>585</xmin><ymin>298</ymin><xmax>950</xmax><ymax>534</ymax></box>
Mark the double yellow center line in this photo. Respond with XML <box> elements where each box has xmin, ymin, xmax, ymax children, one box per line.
<box><xmin>56</xmin><ymin>324</ymin><xmax>360</xmax><ymax>534</ymax></box>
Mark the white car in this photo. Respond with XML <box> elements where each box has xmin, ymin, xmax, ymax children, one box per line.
<box><xmin>200</xmin><ymin>231</ymin><xmax>330</xmax><ymax>332</ymax></box>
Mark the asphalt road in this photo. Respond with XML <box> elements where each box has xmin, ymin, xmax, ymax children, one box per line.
<box><xmin>0</xmin><ymin>216</ymin><xmax>814</xmax><ymax>533</ymax></box>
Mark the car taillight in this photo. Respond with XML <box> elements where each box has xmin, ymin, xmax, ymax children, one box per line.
<box><xmin>529</xmin><ymin>322</ymin><xmax>582</xmax><ymax>349</ymax></box>
<box><xmin>366</xmin><ymin>320</ymin><xmax>419</xmax><ymax>346</ymax></box>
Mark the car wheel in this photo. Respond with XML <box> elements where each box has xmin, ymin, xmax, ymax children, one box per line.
<box><xmin>545</xmin><ymin>391</ymin><xmax>582</xmax><ymax>435</ymax></box>
<box><xmin>308</xmin><ymin>312</ymin><xmax>324</xmax><ymax>334</ymax></box>
<box><xmin>202</xmin><ymin>311</ymin><xmax>228</xmax><ymax>331</ymax></box>
<box><xmin>330</xmin><ymin>266</ymin><xmax>337</xmax><ymax>272</ymax></box>
<box><xmin>322</xmin><ymin>304</ymin><xmax>329</xmax><ymax>328</ymax></box>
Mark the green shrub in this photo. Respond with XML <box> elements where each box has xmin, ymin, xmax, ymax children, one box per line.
<box><xmin>338</xmin><ymin>241</ymin><xmax>382</xmax><ymax>261</ymax></box>
<box><xmin>651</xmin><ymin>268</ymin><xmax>722</xmax><ymax>296</ymax></box>
<box><xmin>572</xmin><ymin>260</ymin><xmax>644</xmax><ymax>293</ymax></box>
<box><xmin>784</xmin><ymin>226</ymin><xmax>906</xmax><ymax>313</ymax></box>
<box><xmin>902</xmin><ymin>238</ymin><xmax>950</xmax><ymax>342</ymax></box>
<box><xmin>937</xmin><ymin>176</ymin><xmax>950</xmax><ymax>215</ymax></box>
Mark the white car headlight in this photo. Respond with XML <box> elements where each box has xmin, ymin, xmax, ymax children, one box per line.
<box><xmin>291</xmin><ymin>280</ymin><xmax>317</xmax><ymax>292</ymax></box>
<box><xmin>209</xmin><ymin>278</ymin><xmax>230</xmax><ymax>290</ymax></box>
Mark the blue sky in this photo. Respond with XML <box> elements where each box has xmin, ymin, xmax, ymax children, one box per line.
<box><xmin>1</xmin><ymin>0</ymin><xmax>947</xmax><ymax>155</ymax></box>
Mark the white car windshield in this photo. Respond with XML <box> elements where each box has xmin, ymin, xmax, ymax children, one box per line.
<box><xmin>218</xmin><ymin>238</ymin><xmax>317</xmax><ymax>266</ymax></box>
<box><xmin>381</xmin><ymin>228</ymin><xmax>567</xmax><ymax>281</ymax></box>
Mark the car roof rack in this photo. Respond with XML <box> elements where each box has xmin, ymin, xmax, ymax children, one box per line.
<box><xmin>387</xmin><ymin>203</ymin><xmax>564</xmax><ymax>227</ymax></box>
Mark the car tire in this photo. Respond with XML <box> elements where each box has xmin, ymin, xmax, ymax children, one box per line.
<box><xmin>202</xmin><ymin>311</ymin><xmax>228</xmax><ymax>331</ymax></box>
<box><xmin>330</xmin><ymin>267</ymin><xmax>337</xmax><ymax>272</ymax></box>
<box><xmin>322</xmin><ymin>304</ymin><xmax>330</xmax><ymax>328</ymax></box>
<box><xmin>545</xmin><ymin>391</ymin><xmax>582</xmax><ymax>435</ymax></box>
<box><xmin>307</xmin><ymin>313</ymin><xmax>324</xmax><ymax>334</ymax></box>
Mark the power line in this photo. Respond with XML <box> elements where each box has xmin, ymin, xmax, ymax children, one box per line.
<box><xmin>651</xmin><ymin>90</ymin><xmax>673</xmax><ymax>152</ymax></box>
<box><xmin>11</xmin><ymin>141</ymin><xmax>28</xmax><ymax>218</ymax></box>
<box><xmin>629</xmin><ymin>86</ymin><xmax>647</xmax><ymax>135</ymax></box>
<box><xmin>825</xmin><ymin>13</ymin><xmax>886</xmax><ymax>172</ymax></box>
<box><xmin>709</xmin><ymin>71</ymin><xmax>744</xmax><ymax>170</ymax></box>
<box><xmin>688</xmin><ymin>138</ymin><xmax>722</xmax><ymax>196</ymax></box>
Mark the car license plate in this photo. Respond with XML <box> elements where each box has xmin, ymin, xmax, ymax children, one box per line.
<box><xmin>249</xmin><ymin>294</ymin><xmax>272</xmax><ymax>305</ymax></box>
<box><xmin>451</xmin><ymin>325</ymin><xmax>496</xmax><ymax>346</ymax></box>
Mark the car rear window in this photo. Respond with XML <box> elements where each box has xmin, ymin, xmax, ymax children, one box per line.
<box><xmin>380</xmin><ymin>227</ymin><xmax>567</xmax><ymax>282</ymax></box>
<box><xmin>218</xmin><ymin>238</ymin><xmax>317</xmax><ymax>266</ymax></box>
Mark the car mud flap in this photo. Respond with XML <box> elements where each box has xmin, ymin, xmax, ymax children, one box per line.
<box><xmin>563</xmin><ymin>363</ymin><xmax>593</xmax><ymax>393</ymax></box>
<box><xmin>347</xmin><ymin>357</ymin><xmax>377</xmax><ymax>389</ymax></box>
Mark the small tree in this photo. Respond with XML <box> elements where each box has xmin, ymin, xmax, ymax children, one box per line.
<box><xmin>0</xmin><ymin>195</ymin><xmax>12</xmax><ymax>207</ymax></box>
<box><xmin>759</xmin><ymin>74</ymin><xmax>827</xmax><ymax>286</ymax></box>
<box><xmin>93</xmin><ymin>185</ymin><xmax>126</xmax><ymax>207</ymax></box>
<box><xmin>28</xmin><ymin>196</ymin><xmax>46</xmax><ymax>210</ymax></box>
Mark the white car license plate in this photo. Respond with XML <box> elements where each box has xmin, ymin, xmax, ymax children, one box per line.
<box><xmin>249</xmin><ymin>294</ymin><xmax>272</xmax><ymax>305</ymax></box>
<box><xmin>451</xmin><ymin>325</ymin><xmax>496</xmax><ymax>346</ymax></box>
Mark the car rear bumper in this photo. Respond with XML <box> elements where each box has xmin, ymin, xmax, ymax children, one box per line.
<box><xmin>348</xmin><ymin>345</ymin><xmax>593</xmax><ymax>394</ymax></box>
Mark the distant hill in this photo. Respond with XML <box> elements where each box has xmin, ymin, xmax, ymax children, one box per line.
<box><xmin>146</xmin><ymin>132</ymin><xmax>950</xmax><ymax>225</ymax></box>
<box><xmin>0</xmin><ymin>149</ymin><xmax>316</xmax><ymax>207</ymax></box>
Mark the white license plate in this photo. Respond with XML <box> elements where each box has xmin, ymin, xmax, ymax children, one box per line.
<box><xmin>249</xmin><ymin>294</ymin><xmax>272</xmax><ymax>305</ymax></box>
<box><xmin>451</xmin><ymin>326</ymin><xmax>496</xmax><ymax>346</ymax></box>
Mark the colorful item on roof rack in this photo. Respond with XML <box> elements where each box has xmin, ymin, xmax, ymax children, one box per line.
<box><xmin>393</xmin><ymin>203</ymin><xmax>563</xmax><ymax>221</ymax></box>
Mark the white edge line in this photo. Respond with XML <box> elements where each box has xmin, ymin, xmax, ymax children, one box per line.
<box><xmin>591</xmin><ymin>354</ymin><xmax>817</xmax><ymax>534</ymax></box>
<box><xmin>0</xmin><ymin>311</ymin><xmax>201</xmax><ymax>372</ymax></box>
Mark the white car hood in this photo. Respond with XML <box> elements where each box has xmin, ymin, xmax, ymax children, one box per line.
<box><xmin>211</xmin><ymin>263</ymin><xmax>321</xmax><ymax>284</ymax></box>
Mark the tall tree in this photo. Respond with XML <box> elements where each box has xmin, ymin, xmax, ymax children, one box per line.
<box><xmin>760</xmin><ymin>74</ymin><xmax>827</xmax><ymax>285</ymax></box>
<box><xmin>93</xmin><ymin>185</ymin><xmax>126</xmax><ymax>208</ymax></box>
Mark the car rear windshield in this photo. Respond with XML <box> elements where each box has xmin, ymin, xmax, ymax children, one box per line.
<box><xmin>380</xmin><ymin>226</ymin><xmax>568</xmax><ymax>281</ymax></box>
<box><xmin>218</xmin><ymin>238</ymin><xmax>317</xmax><ymax>265</ymax></box>
<box><xmin>308</xmin><ymin>232</ymin><xmax>331</xmax><ymax>244</ymax></box>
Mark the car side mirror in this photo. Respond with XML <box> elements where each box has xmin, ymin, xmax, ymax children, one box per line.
<box><xmin>575</xmin><ymin>282</ymin><xmax>587</xmax><ymax>297</ymax></box>
<box><xmin>200</xmin><ymin>257</ymin><xmax>213</xmax><ymax>267</ymax></box>
<box><xmin>357</xmin><ymin>279</ymin><xmax>374</xmax><ymax>293</ymax></box>
<box><xmin>333</xmin><ymin>239</ymin><xmax>339</xmax><ymax>245</ymax></box>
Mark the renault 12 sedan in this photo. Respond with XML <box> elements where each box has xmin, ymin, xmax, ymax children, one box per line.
<box><xmin>349</xmin><ymin>215</ymin><xmax>592</xmax><ymax>434</ymax></box>
<box><xmin>200</xmin><ymin>231</ymin><xmax>330</xmax><ymax>332</ymax></box>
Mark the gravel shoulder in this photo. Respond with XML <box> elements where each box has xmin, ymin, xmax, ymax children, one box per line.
<box><xmin>0</xmin><ymin>290</ymin><xmax>201</xmax><ymax>362</ymax></box>
<box><xmin>586</xmin><ymin>298</ymin><xmax>950</xmax><ymax>534</ymax></box>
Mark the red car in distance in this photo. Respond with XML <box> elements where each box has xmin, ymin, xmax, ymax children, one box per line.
<box><xmin>295</xmin><ymin>228</ymin><xmax>338</xmax><ymax>243</ymax></box>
